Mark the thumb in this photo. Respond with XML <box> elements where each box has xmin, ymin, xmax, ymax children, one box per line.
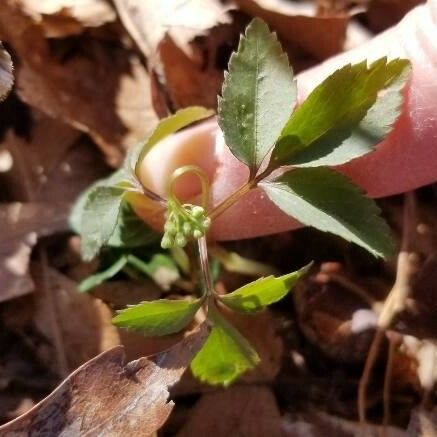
<box><xmin>138</xmin><ymin>0</ymin><xmax>437</xmax><ymax>240</ymax></box>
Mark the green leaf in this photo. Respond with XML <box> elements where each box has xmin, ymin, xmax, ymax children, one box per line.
<box><xmin>209</xmin><ymin>244</ymin><xmax>278</xmax><ymax>277</ymax></box>
<box><xmin>218</xmin><ymin>18</ymin><xmax>296</xmax><ymax>175</ymax></box>
<box><xmin>78</xmin><ymin>255</ymin><xmax>129</xmax><ymax>293</ymax></box>
<box><xmin>190</xmin><ymin>307</ymin><xmax>260</xmax><ymax>386</ymax></box>
<box><xmin>127</xmin><ymin>253</ymin><xmax>180</xmax><ymax>291</ymax></box>
<box><xmin>270</xmin><ymin>58</ymin><xmax>411</xmax><ymax>168</ymax></box>
<box><xmin>107</xmin><ymin>202</ymin><xmax>159</xmax><ymax>248</ymax></box>
<box><xmin>70</xmin><ymin>169</ymin><xmax>132</xmax><ymax>234</ymax></box>
<box><xmin>134</xmin><ymin>106</ymin><xmax>214</xmax><ymax>175</ymax></box>
<box><xmin>218</xmin><ymin>264</ymin><xmax>310</xmax><ymax>313</ymax></box>
<box><xmin>113</xmin><ymin>298</ymin><xmax>202</xmax><ymax>336</ymax></box>
<box><xmin>80</xmin><ymin>186</ymin><xmax>125</xmax><ymax>261</ymax></box>
<box><xmin>261</xmin><ymin>168</ymin><xmax>394</xmax><ymax>258</ymax></box>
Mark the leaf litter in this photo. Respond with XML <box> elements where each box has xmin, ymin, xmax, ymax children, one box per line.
<box><xmin>0</xmin><ymin>0</ymin><xmax>435</xmax><ymax>435</ymax></box>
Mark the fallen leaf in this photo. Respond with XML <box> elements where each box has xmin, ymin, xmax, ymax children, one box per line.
<box><xmin>234</xmin><ymin>0</ymin><xmax>349</xmax><ymax>59</ymax></box>
<box><xmin>20</xmin><ymin>0</ymin><xmax>116</xmax><ymax>37</ymax></box>
<box><xmin>112</xmin><ymin>0</ymin><xmax>232</xmax><ymax>60</ymax></box>
<box><xmin>0</xmin><ymin>326</ymin><xmax>208</xmax><ymax>435</ymax></box>
<box><xmin>0</xmin><ymin>202</ymin><xmax>69</xmax><ymax>303</ymax></box>
<box><xmin>32</xmin><ymin>267</ymin><xmax>121</xmax><ymax>372</ymax></box>
<box><xmin>0</xmin><ymin>42</ymin><xmax>13</xmax><ymax>101</ymax></box>
<box><xmin>157</xmin><ymin>27</ymin><xmax>237</xmax><ymax>109</ymax></box>
<box><xmin>0</xmin><ymin>1</ymin><xmax>158</xmax><ymax>166</ymax></box>
<box><xmin>1</xmin><ymin>111</ymin><xmax>81</xmax><ymax>201</ymax></box>
<box><xmin>176</xmin><ymin>385</ymin><xmax>282</xmax><ymax>437</ymax></box>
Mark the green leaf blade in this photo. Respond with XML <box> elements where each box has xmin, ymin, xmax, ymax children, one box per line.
<box><xmin>107</xmin><ymin>202</ymin><xmax>159</xmax><ymax>248</ymax></box>
<box><xmin>270</xmin><ymin>58</ymin><xmax>411</xmax><ymax>168</ymax></box>
<box><xmin>190</xmin><ymin>308</ymin><xmax>260</xmax><ymax>386</ymax></box>
<box><xmin>80</xmin><ymin>186</ymin><xmax>125</xmax><ymax>261</ymax></box>
<box><xmin>112</xmin><ymin>298</ymin><xmax>202</xmax><ymax>336</ymax></box>
<box><xmin>218</xmin><ymin>18</ymin><xmax>296</xmax><ymax>174</ymax></box>
<box><xmin>134</xmin><ymin>106</ymin><xmax>214</xmax><ymax>175</ymax></box>
<box><xmin>78</xmin><ymin>255</ymin><xmax>129</xmax><ymax>293</ymax></box>
<box><xmin>218</xmin><ymin>264</ymin><xmax>310</xmax><ymax>313</ymax></box>
<box><xmin>261</xmin><ymin>168</ymin><xmax>394</xmax><ymax>258</ymax></box>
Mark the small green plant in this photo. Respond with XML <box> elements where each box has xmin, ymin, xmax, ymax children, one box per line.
<box><xmin>72</xmin><ymin>18</ymin><xmax>410</xmax><ymax>386</ymax></box>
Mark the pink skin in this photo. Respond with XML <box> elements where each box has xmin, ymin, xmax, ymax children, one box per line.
<box><xmin>139</xmin><ymin>1</ymin><xmax>437</xmax><ymax>240</ymax></box>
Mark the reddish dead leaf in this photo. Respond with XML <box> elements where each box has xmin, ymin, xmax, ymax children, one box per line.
<box><xmin>19</xmin><ymin>0</ymin><xmax>116</xmax><ymax>38</ymax></box>
<box><xmin>0</xmin><ymin>42</ymin><xmax>13</xmax><ymax>101</ymax></box>
<box><xmin>234</xmin><ymin>0</ymin><xmax>349</xmax><ymax>59</ymax></box>
<box><xmin>0</xmin><ymin>1</ymin><xmax>158</xmax><ymax>166</ymax></box>
<box><xmin>112</xmin><ymin>0</ymin><xmax>232</xmax><ymax>60</ymax></box>
<box><xmin>0</xmin><ymin>326</ymin><xmax>208</xmax><ymax>435</ymax></box>
<box><xmin>176</xmin><ymin>385</ymin><xmax>282</xmax><ymax>437</ymax></box>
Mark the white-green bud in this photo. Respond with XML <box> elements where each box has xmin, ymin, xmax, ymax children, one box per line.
<box><xmin>182</xmin><ymin>222</ymin><xmax>192</xmax><ymax>235</ymax></box>
<box><xmin>175</xmin><ymin>234</ymin><xmax>187</xmax><ymax>247</ymax></box>
<box><xmin>191</xmin><ymin>206</ymin><xmax>204</xmax><ymax>218</ymax></box>
<box><xmin>161</xmin><ymin>234</ymin><xmax>173</xmax><ymax>249</ymax></box>
<box><xmin>202</xmin><ymin>217</ymin><xmax>211</xmax><ymax>229</ymax></box>
<box><xmin>193</xmin><ymin>229</ymin><xmax>203</xmax><ymax>239</ymax></box>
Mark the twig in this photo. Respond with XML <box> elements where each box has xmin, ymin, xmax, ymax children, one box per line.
<box><xmin>358</xmin><ymin>192</ymin><xmax>417</xmax><ymax>426</ymax></box>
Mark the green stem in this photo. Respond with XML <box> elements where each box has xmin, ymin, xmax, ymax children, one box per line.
<box><xmin>208</xmin><ymin>180</ymin><xmax>254</xmax><ymax>221</ymax></box>
<box><xmin>207</xmin><ymin>165</ymin><xmax>274</xmax><ymax>221</ymax></box>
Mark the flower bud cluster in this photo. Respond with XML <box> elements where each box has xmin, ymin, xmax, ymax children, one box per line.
<box><xmin>161</xmin><ymin>201</ymin><xmax>211</xmax><ymax>249</ymax></box>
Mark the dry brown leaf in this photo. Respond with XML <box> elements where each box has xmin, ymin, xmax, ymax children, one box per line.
<box><xmin>20</xmin><ymin>0</ymin><xmax>116</xmax><ymax>37</ymax></box>
<box><xmin>1</xmin><ymin>111</ymin><xmax>81</xmax><ymax>201</ymax></box>
<box><xmin>235</xmin><ymin>0</ymin><xmax>348</xmax><ymax>59</ymax></box>
<box><xmin>176</xmin><ymin>385</ymin><xmax>282</xmax><ymax>437</ymax></box>
<box><xmin>0</xmin><ymin>202</ymin><xmax>69</xmax><ymax>303</ymax></box>
<box><xmin>294</xmin><ymin>269</ymin><xmax>381</xmax><ymax>363</ymax></box>
<box><xmin>0</xmin><ymin>1</ymin><xmax>157</xmax><ymax>166</ymax></box>
<box><xmin>32</xmin><ymin>267</ymin><xmax>120</xmax><ymax>372</ymax></box>
<box><xmin>0</xmin><ymin>42</ymin><xmax>13</xmax><ymax>101</ymax></box>
<box><xmin>113</xmin><ymin>0</ymin><xmax>232</xmax><ymax>60</ymax></box>
<box><xmin>0</xmin><ymin>326</ymin><xmax>208</xmax><ymax>436</ymax></box>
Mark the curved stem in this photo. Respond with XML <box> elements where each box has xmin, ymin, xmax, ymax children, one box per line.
<box><xmin>167</xmin><ymin>165</ymin><xmax>210</xmax><ymax>210</ymax></box>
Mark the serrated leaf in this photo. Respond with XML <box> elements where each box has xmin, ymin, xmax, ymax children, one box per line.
<box><xmin>190</xmin><ymin>307</ymin><xmax>260</xmax><ymax>386</ymax></box>
<box><xmin>261</xmin><ymin>168</ymin><xmax>394</xmax><ymax>258</ymax></box>
<box><xmin>113</xmin><ymin>298</ymin><xmax>202</xmax><ymax>336</ymax></box>
<box><xmin>218</xmin><ymin>264</ymin><xmax>310</xmax><ymax>313</ymax></box>
<box><xmin>78</xmin><ymin>255</ymin><xmax>129</xmax><ymax>293</ymax></box>
<box><xmin>270</xmin><ymin>58</ymin><xmax>411</xmax><ymax>168</ymax></box>
<box><xmin>218</xmin><ymin>18</ymin><xmax>296</xmax><ymax>174</ymax></box>
<box><xmin>107</xmin><ymin>202</ymin><xmax>159</xmax><ymax>248</ymax></box>
<box><xmin>70</xmin><ymin>169</ymin><xmax>132</xmax><ymax>233</ymax></box>
<box><xmin>134</xmin><ymin>106</ymin><xmax>214</xmax><ymax>175</ymax></box>
<box><xmin>81</xmin><ymin>187</ymin><xmax>125</xmax><ymax>261</ymax></box>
